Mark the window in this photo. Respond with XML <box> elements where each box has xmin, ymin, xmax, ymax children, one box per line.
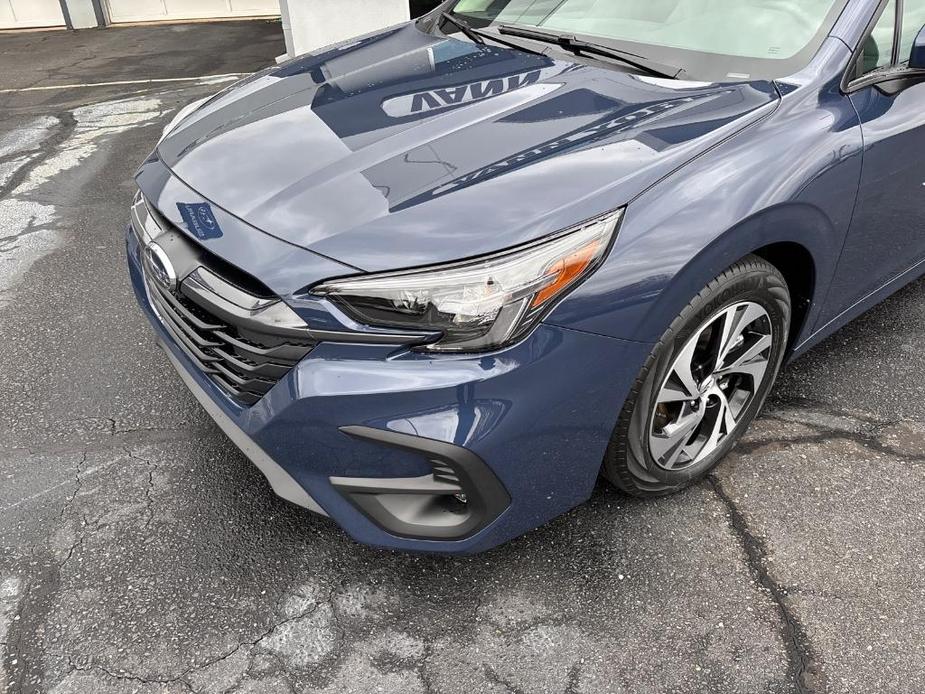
<box><xmin>852</xmin><ymin>0</ymin><xmax>925</xmax><ymax>81</ymax></box>
<box><xmin>454</xmin><ymin>0</ymin><xmax>842</xmax><ymax>61</ymax></box>
<box><xmin>900</xmin><ymin>0</ymin><xmax>925</xmax><ymax>63</ymax></box>
<box><xmin>448</xmin><ymin>0</ymin><xmax>849</xmax><ymax>81</ymax></box>
<box><xmin>859</xmin><ymin>0</ymin><xmax>897</xmax><ymax>75</ymax></box>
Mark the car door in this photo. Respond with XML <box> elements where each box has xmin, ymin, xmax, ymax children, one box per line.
<box><xmin>822</xmin><ymin>0</ymin><xmax>925</xmax><ymax>325</ymax></box>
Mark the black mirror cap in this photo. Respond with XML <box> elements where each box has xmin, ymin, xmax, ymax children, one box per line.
<box><xmin>910</xmin><ymin>24</ymin><xmax>925</xmax><ymax>69</ymax></box>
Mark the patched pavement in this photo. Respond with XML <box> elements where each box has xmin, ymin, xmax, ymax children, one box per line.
<box><xmin>1</xmin><ymin>21</ymin><xmax>923</xmax><ymax>694</ymax></box>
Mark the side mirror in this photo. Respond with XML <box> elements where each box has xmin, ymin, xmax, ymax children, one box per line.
<box><xmin>910</xmin><ymin>24</ymin><xmax>925</xmax><ymax>69</ymax></box>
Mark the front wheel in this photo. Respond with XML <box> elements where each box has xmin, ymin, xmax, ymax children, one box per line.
<box><xmin>603</xmin><ymin>255</ymin><xmax>791</xmax><ymax>496</ymax></box>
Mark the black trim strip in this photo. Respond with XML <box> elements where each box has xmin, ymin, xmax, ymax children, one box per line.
<box><xmin>57</xmin><ymin>0</ymin><xmax>73</xmax><ymax>29</ymax></box>
<box><xmin>91</xmin><ymin>0</ymin><xmax>106</xmax><ymax>26</ymax></box>
<box><xmin>894</xmin><ymin>0</ymin><xmax>904</xmax><ymax>65</ymax></box>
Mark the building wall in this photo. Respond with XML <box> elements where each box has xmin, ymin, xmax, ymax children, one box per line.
<box><xmin>279</xmin><ymin>0</ymin><xmax>412</xmax><ymax>57</ymax></box>
<box><xmin>0</xmin><ymin>0</ymin><xmax>65</xmax><ymax>29</ymax></box>
<box><xmin>64</xmin><ymin>0</ymin><xmax>100</xmax><ymax>29</ymax></box>
<box><xmin>53</xmin><ymin>0</ymin><xmax>279</xmax><ymax>29</ymax></box>
<box><xmin>102</xmin><ymin>0</ymin><xmax>279</xmax><ymax>24</ymax></box>
<box><xmin>5</xmin><ymin>0</ymin><xmax>441</xmax><ymax>40</ymax></box>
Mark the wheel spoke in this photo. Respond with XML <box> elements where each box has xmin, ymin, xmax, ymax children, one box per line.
<box><xmin>656</xmin><ymin>379</ymin><xmax>697</xmax><ymax>404</ymax></box>
<box><xmin>716</xmin><ymin>302</ymin><xmax>767</xmax><ymax>371</ymax></box>
<box><xmin>702</xmin><ymin>392</ymin><xmax>737</xmax><ymax>456</ymax></box>
<box><xmin>711</xmin><ymin>306</ymin><xmax>738</xmax><ymax>371</ymax></box>
<box><xmin>658</xmin><ymin>338</ymin><xmax>701</xmax><ymax>404</ymax></box>
<box><xmin>650</xmin><ymin>407</ymin><xmax>704</xmax><ymax>469</ymax></box>
<box><xmin>723</xmin><ymin>359</ymin><xmax>768</xmax><ymax>383</ymax></box>
<box><xmin>715</xmin><ymin>333</ymin><xmax>772</xmax><ymax>381</ymax></box>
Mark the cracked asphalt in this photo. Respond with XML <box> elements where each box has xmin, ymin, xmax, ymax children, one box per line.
<box><xmin>1</xmin><ymin>20</ymin><xmax>923</xmax><ymax>694</ymax></box>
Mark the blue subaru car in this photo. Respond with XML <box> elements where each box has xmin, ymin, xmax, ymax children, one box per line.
<box><xmin>128</xmin><ymin>0</ymin><xmax>925</xmax><ymax>553</ymax></box>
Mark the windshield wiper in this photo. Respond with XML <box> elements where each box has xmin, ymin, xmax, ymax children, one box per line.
<box><xmin>496</xmin><ymin>24</ymin><xmax>684</xmax><ymax>80</ymax></box>
<box><xmin>439</xmin><ymin>12</ymin><xmax>545</xmax><ymax>55</ymax></box>
<box><xmin>440</xmin><ymin>12</ymin><xmax>485</xmax><ymax>44</ymax></box>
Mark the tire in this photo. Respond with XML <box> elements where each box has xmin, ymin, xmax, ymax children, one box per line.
<box><xmin>603</xmin><ymin>254</ymin><xmax>791</xmax><ymax>497</ymax></box>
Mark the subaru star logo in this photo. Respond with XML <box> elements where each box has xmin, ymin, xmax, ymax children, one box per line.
<box><xmin>144</xmin><ymin>242</ymin><xmax>177</xmax><ymax>293</ymax></box>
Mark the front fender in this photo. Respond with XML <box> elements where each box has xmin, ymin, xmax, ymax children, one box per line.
<box><xmin>545</xmin><ymin>46</ymin><xmax>862</xmax><ymax>353</ymax></box>
<box><xmin>637</xmin><ymin>202</ymin><xmax>835</xmax><ymax>346</ymax></box>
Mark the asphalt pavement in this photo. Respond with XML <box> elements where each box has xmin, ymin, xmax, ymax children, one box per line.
<box><xmin>1</xmin><ymin>20</ymin><xmax>923</xmax><ymax>694</ymax></box>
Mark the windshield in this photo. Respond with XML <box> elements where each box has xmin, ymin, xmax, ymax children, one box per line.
<box><xmin>448</xmin><ymin>0</ymin><xmax>848</xmax><ymax>81</ymax></box>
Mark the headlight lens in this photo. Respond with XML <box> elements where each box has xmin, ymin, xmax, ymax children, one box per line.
<box><xmin>313</xmin><ymin>210</ymin><xmax>622</xmax><ymax>352</ymax></box>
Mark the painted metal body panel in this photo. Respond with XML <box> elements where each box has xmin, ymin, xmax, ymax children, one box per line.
<box><xmin>831</xmin><ymin>0</ymin><xmax>883</xmax><ymax>46</ymax></box>
<box><xmin>127</xmin><ymin>237</ymin><xmax>650</xmax><ymax>553</ymax></box>
<box><xmin>821</xmin><ymin>81</ymin><xmax>925</xmax><ymax>324</ymax></box>
<box><xmin>128</xmin><ymin>0</ymin><xmax>925</xmax><ymax>552</ymax></box>
<box><xmin>156</xmin><ymin>25</ymin><xmax>779</xmax><ymax>271</ymax></box>
<box><xmin>550</xmin><ymin>39</ymin><xmax>865</xmax><ymax>350</ymax></box>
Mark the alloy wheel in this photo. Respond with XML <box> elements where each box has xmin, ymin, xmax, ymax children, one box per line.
<box><xmin>648</xmin><ymin>301</ymin><xmax>773</xmax><ymax>471</ymax></box>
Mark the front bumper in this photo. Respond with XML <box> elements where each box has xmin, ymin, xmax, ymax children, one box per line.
<box><xmin>127</xmin><ymin>225</ymin><xmax>651</xmax><ymax>554</ymax></box>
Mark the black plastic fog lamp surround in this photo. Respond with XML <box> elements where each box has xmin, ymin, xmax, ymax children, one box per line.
<box><xmin>330</xmin><ymin>426</ymin><xmax>511</xmax><ymax>540</ymax></box>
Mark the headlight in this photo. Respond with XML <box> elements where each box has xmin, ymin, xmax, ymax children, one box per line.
<box><xmin>157</xmin><ymin>97</ymin><xmax>209</xmax><ymax>144</ymax></box>
<box><xmin>313</xmin><ymin>210</ymin><xmax>622</xmax><ymax>353</ymax></box>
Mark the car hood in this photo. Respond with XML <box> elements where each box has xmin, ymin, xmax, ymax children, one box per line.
<box><xmin>155</xmin><ymin>23</ymin><xmax>779</xmax><ymax>272</ymax></box>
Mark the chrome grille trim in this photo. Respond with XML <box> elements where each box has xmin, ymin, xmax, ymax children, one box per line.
<box><xmin>132</xmin><ymin>191</ymin><xmax>437</xmax><ymax>406</ymax></box>
<box><xmin>183</xmin><ymin>268</ymin><xmax>313</xmax><ymax>338</ymax></box>
<box><xmin>134</xmin><ymin>194</ymin><xmax>317</xmax><ymax>407</ymax></box>
<box><xmin>143</xmin><ymin>266</ymin><xmax>317</xmax><ymax>406</ymax></box>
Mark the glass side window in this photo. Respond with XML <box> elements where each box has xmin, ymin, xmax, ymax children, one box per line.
<box><xmin>900</xmin><ymin>0</ymin><xmax>925</xmax><ymax>63</ymax></box>
<box><xmin>858</xmin><ymin>0</ymin><xmax>897</xmax><ymax>75</ymax></box>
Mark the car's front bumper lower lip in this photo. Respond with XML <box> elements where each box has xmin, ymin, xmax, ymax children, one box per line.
<box><xmin>157</xmin><ymin>335</ymin><xmax>514</xmax><ymax>541</ymax></box>
<box><xmin>127</xmin><ymin>225</ymin><xmax>652</xmax><ymax>554</ymax></box>
<box><xmin>155</xmin><ymin>338</ymin><xmax>328</xmax><ymax>516</ymax></box>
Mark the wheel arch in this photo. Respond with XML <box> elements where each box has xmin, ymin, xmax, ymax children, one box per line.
<box><xmin>751</xmin><ymin>241</ymin><xmax>816</xmax><ymax>350</ymax></box>
<box><xmin>642</xmin><ymin>203</ymin><xmax>835</xmax><ymax>353</ymax></box>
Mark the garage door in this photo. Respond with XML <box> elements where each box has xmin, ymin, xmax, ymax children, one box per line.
<box><xmin>104</xmin><ymin>0</ymin><xmax>279</xmax><ymax>24</ymax></box>
<box><xmin>0</xmin><ymin>0</ymin><xmax>65</xmax><ymax>29</ymax></box>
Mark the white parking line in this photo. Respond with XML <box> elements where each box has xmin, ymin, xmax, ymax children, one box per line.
<box><xmin>0</xmin><ymin>72</ymin><xmax>250</xmax><ymax>94</ymax></box>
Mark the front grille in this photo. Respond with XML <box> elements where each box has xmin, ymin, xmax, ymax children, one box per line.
<box><xmin>141</xmin><ymin>236</ymin><xmax>316</xmax><ymax>407</ymax></box>
<box><xmin>145</xmin><ymin>273</ymin><xmax>316</xmax><ymax>406</ymax></box>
